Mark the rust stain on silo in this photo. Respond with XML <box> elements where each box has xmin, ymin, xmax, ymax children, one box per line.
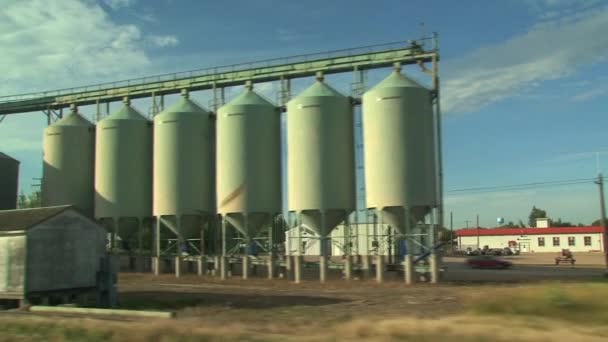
<box><xmin>219</xmin><ymin>182</ymin><xmax>246</xmax><ymax>209</ymax></box>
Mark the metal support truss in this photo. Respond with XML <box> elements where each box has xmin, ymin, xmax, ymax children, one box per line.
<box><xmin>1</xmin><ymin>37</ymin><xmax>438</xmax><ymax>115</ymax></box>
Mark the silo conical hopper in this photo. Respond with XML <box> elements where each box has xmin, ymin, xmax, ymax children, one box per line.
<box><xmin>362</xmin><ymin>68</ymin><xmax>437</xmax><ymax>235</ymax></box>
<box><xmin>153</xmin><ymin>90</ymin><xmax>213</xmax><ymax>243</ymax></box>
<box><xmin>42</xmin><ymin>105</ymin><xmax>94</xmax><ymax>216</ymax></box>
<box><xmin>95</xmin><ymin>98</ymin><xmax>152</xmax><ymax>246</ymax></box>
<box><xmin>217</xmin><ymin>83</ymin><xmax>281</xmax><ymax>242</ymax></box>
<box><xmin>287</xmin><ymin>75</ymin><xmax>355</xmax><ymax>248</ymax></box>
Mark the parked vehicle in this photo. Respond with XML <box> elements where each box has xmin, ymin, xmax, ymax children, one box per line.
<box><xmin>555</xmin><ymin>249</ymin><xmax>576</xmax><ymax>265</ymax></box>
<box><xmin>466</xmin><ymin>255</ymin><xmax>512</xmax><ymax>269</ymax></box>
<box><xmin>466</xmin><ymin>247</ymin><xmax>482</xmax><ymax>256</ymax></box>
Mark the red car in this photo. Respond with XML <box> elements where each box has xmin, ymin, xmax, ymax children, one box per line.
<box><xmin>466</xmin><ymin>255</ymin><xmax>512</xmax><ymax>269</ymax></box>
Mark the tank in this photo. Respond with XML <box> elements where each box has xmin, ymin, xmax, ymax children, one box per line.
<box><xmin>153</xmin><ymin>90</ymin><xmax>213</xmax><ymax>239</ymax></box>
<box><xmin>216</xmin><ymin>83</ymin><xmax>281</xmax><ymax>238</ymax></box>
<box><xmin>95</xmin><ymin>98</ymin><xmax>152</xmax><ymax>241</ymax></box>
<box><xmin>287</xmin><ymin>76</ymin><xmax>355</xmax><ymax>238</ymax></box>
<box><xmin>42</xmin><ymin>106</ymin><xmax>94</xmax><ymax>215</ymax></box>
<box><xmin>0</xmin><ymin>152</ymin><xmax>19</xmax><ymax>210</ymax></box>
<box><xmin>362</xmin><ymin>68</ymin><xmax>437</xmax><ymax>233</ymax></box>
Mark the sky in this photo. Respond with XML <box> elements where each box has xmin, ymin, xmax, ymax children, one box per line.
<box><xmin>1</xmin><ymin>0</ymin><xmax>608</xmax><ymax>227</ymax></box>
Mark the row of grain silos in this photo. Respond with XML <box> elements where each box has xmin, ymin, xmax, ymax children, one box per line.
<box><xmin>41</xmin><ymin>66</ymin><xmax>437</xmax><ymax>261</ymax></box>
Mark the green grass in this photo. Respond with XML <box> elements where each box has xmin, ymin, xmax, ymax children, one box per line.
<box><xmin>468</xmin><ymin>281</ymin><xmax>608</xmax><ymax>325</ymax></box>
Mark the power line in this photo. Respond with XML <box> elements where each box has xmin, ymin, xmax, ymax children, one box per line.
<box><xmin>447</xmin><ymin>178</ymin><xmax>595</xmax><ymax>194</ymax></box>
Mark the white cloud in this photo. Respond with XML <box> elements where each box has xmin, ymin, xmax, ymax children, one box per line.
<box><xmin>0</xmin><ymin>0</ymin><xmax>152</xmax><ymax>94</ymax></box>
<box><xmin>103</xmin><ymin>0</ymin><xmax>136</xmax><ymax>10</ymax></box>
<box><xmin>442</xmin><ymin>4</ymin><xmax>608</xmax><ymax>114</ymax></box>
<box><xmin>147</xmin><ymin>34</ymin><xmax>179</xmax><ymax>47</ymax></box>
<box><xmin>572</xmin><ymin>87</ymin><xmax>608</xmax><ymax>102</ymax></box>
<box><xmin>0</xmin><ymin>0</ymin><xmax>180</xmax><ymax>193</ymax></box>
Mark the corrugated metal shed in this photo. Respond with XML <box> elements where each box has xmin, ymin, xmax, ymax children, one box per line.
<box><xmin>0</xmin><ymin>152</ymin><xmax>19</xmax><ymax>210</ymax></box>
<box><xmin>0</xmin><ymin>205</ymin><xmax>108</xmax><ymax>301</ymax></box>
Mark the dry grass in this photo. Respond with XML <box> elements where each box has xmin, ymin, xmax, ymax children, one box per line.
<box><xmin>466</xmin><ymin>281</ymin><xmax>608</xmax><ymax>324</ymax></box>
<box><xmin>3</xmin><ymin>279</ymin><xmax>608</xmax><ymax>341</ymax></box>
<box><xmin>334</xmin><ymin>315</ymin><xmax>608</xmax><ymax>342</ymax></box>
<box><xmin>2</xmin><ymin>314</ymin><xmax>608</xmax><ymax>342</ymax></box>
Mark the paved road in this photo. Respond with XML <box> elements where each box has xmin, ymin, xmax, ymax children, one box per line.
<box><xmin>441</xmin><ymin>259</ymin><xmax>605</xmax><ymax>283</ymax></box>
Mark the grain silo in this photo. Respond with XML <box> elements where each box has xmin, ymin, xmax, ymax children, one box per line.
<box><xmin>42</xmin><ymin>105</ymin><xmax>94</xmax><ymax>215</ymax></box>
<box><xmin>362</xmin><ymin>65</ymin><xmax>438</xmax><ymax>283</ymax></box>
<box><xmin>153</xmin><ymin>89</ymin><xmax>213</xmax><ymax>276</ymax></box>
<box><xmin>0</xmin><ymin>152</ymin><xmax>19</xmax><ymax>210</ymax></box>
<box><xmin>287</xmin><ymin>74</ymin><xmax>355</xmax><ymax>282</ymax></box>
<box><xmin>216</xmin><ymin>82</ymin><xmax>281</xmax><ymax>279</ymax></box>
<box><xmin>95</xmin><ymin>98</ymin><xmax>152</xmax><ymax>252</ymax></box>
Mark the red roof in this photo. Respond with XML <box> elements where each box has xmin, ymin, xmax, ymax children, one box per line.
<box><xmin>455</xmin><ymin>226</ymin><xmax>605</xmax><ymax>237</ymax></box>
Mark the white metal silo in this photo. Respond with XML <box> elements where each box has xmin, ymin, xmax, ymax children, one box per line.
<box><xmin>362</xmin><ymin>66</ymin><xmax>438</xmax><ymax>283</ymax></box>
<box><xmin>42</xmin><ymin>105</ymin><xmax>94</xmax><ymax>216</ymax></box>
<box><xmin>216</xmin><ymin>82</ymin><xmax>281</xmax><ymax>278</ymax></box>
<box><xmin>153</xmin><ymin>90</ymin><xmax>213</xmax><ymax>274</ymax></box>
<box><xmin>95</xmin><ymin>98</ymin><xmax>152</xmax><ymax>250</ymax></box>
<box><xmin>286</xmin><ymin>74</ymin><xmax>355</xmax><ymax>282</ymax></box>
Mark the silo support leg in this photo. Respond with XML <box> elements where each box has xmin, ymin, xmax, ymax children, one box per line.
<box><xmin>376</xmin><ymin>255</ymin><xmax>384</xmax><ymax>284</ymax></box>
<box><xmin>242</xmin><ymin>256</ymin><xmax>249</xmax><ymax>280</ymax></box>
<box><xmin>404</xmin><ymin>254</ymin><xmax>413</xmax><ymax>285</ymax></box>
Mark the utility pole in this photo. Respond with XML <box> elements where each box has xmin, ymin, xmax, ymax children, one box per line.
<box><xmin>476</xmin><ymin>214</ymin><xmax>480</xmax><ymax>249</ymax></box>
<box><xmin>595</xmin><ymin>174</ymin><xmax>608</xmax><ymax>271</ymax></box>
<box><xmin>450</xmin><ymin>211</ymin><xmax>454</xmax><ymax>251</ymax></box>
<box><xmin>465</xmin><ymin>220</ymin><xmax>470</xmax><ymax>228</ymax></box>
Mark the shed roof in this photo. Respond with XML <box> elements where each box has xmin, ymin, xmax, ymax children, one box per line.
<box><xmin>0</xmin><ymin>205</ymin><xmax>73</xmax><ymax>232</ymax></box>
<box><xmin>0</xmin><ymin>152</ymin><xmax>19</xmax><ymax>163</ymax></box>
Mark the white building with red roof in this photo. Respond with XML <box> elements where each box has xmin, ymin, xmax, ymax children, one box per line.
<box><xmin>455</xmin><ymin>225</ymin><xmax>605</xmax><ymax>253</ymax></box>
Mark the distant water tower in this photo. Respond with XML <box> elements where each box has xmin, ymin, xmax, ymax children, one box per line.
<box><xmin>497</xmin><ymin>217</ymin><xmax>505</xmax><ymax>226</ymax></box>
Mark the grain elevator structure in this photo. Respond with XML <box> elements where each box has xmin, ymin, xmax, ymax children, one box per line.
<box><xmin>3</xmin><ymin>34</ymin><xmax>443</xmax><ymax>284</ymax></box>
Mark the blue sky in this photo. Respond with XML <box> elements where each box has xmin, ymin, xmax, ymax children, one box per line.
<box><xmin>1</xmin><ymin>0</ymin><xmax>607</xmax><ymax>227</ymax></box>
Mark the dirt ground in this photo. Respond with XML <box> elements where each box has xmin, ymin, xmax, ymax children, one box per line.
<box><xmin>2</xmin><ymin>254</ymin><xmax>607</xmax><ymax>341</ymax></box>
<box><xmin>114</xmin><ymin>252</ymin><xmax>607</xmax><ymax>327</ymax></box>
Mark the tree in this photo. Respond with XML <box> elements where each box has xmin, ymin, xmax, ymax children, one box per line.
<box><xmin>503</xmin><ymin>221</ymin><xmax>518</xmax><ymax>228</ymax></box>
<box><xmin>17</xmin><ymin>190</ymin><xmax>41</xmax><ymax>209</ymax></box>
<box><xmin>592</xmin><ymin>219</ymin><xmax>606</xmax><ymax>227</ymax></box>
<box><xmin>528</xmin><ymin>206</ymin><xmax>547</xmax><ymax>227</ymax></box>
<box><xmin>518</xmin><ymin>220</ymin><xmax>526</xmax><ymax>228</ymax></box>
<box><xmin>551</xmin><ymin>218</ymin><xmax>573</xmax><ymax>227</ymax></box>
<box><xmin>437</xmin><ymin>227</ymin><xmax>455</xmax><ymax>243</ymax></box>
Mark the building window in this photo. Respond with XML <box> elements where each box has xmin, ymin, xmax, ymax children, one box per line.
<box><xmin>568</xmin><ymin>237</ymin><xmax>575</xmax><ymax>246</ymax></box>
<box><xmin>538</xmin><ymin>237</ymin><xmax>545</xmax><ymax>247</ymax></box>
<box><xmin>553</xmin><ymin>237</ymin><xmax>560</xmax><ymax>247</ymax></box>
<box><xmin>584</xmin><ymin>236</ymin><xmax>592</xmax><ymax>246</ymax></box>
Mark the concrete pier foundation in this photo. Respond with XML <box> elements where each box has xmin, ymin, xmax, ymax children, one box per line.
<box><xmin>375</xmin><ymin>255</ymin><xmax>384</xmax><ymax>283</ymax></box>
<box><xmin>404</xmin><ymin>254</ymin><xmax>413</xmax><ymax>285</ymax></box>
<box><xmin>242</xmin><ymin>256</ymin><xmax>249</xmax><ymax>280</ymax></box>
<box><xmin>294</xmin><ymin>256</ymin><xmax>302</xmax><ymax>284</ymax></box>
<box><xmin>319</xmin><ymin>255</ymin><xmax>328</xmax><ymax>283</ymax></box>
<box><xmin>344</xmin><ymin>256</ymin><xmax>352</xmax><ymax>280</ymax></box>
